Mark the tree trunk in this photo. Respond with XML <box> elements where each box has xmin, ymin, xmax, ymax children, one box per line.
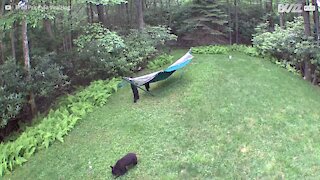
<box><xmin>234</xmin><ymin>0</ymin><xmax>239</xmax><ymax>44</ymax></box>
<box><xmin>10</xmin><ymin>22</ymin><xmax>17</xmax><ymax>60</ymax></box>
<box><xmin>22</xmin><ymin>17</ymin><xmax>37</xmax><ymax>116</ymax></box>
<box><xmin>125</xmin><ymin>3</ymin><xmax>130</xmax><ymax>27</ymax></box>
<box><xmin>68</xmin><ymin>0</ymin><xmax>73</xmax><ymax>51</ymax></box>
<box><xmin>312</xmin><ymin>0</ymin><xmax>319</xmax><ymax>84</ymax></box>
<box><xmin>301</xmin><ymin>0</ymin><xmax>312</xmax><ymax>81</ymax></box>
<box><xmin>43</xmin><ymin>19</ymin><xmax>54</xmax><ymax>39</ymax></box>
<box><xmin>90</xmin><ymin>2</ymin><xmax>94</xmax><ymax>23</ymax></box>
<box><xmin>266</xmin><ymin>0</ymin><xmax>274</xmax><ymax>31</ymax></box>
<box><xmin>312</xmin><ymin>71</ymin><xmax>318</xmax><ymax>85</ymax></box>
<box><xmin>97</xmin><ymin>4</ymin><xmax>107</xmax><ymax>26</ymax></box>
<box><xmin>313</xmin><ymin>0</ymin><xmax>320</xmax><ymax>45</ymax></box>
<box><xmin>279</xmin><ymin>13</ymin><xmax>285</xmax><ymax>28</ymax></box>
<box><xmin>86</xmin><ymin>2</ymin><xmax>92</xmax><ymax>23</ymax></box>
<box><xmin>0</xmin><ymin>0</ymin><xmax>5</xmax><ymax>63</ymax></box>
<box><xmin>135</xmin><ymin>0</ymin><xmax>145</xmax><ymax>30</ymax></box>
<box><xmin>105</xmin><ymin>5</ymin><xmax>109</xmax><ymax>27</ymax></box>
<box><xmin>227</xmin><ymin>0</ymin><xmax>232</xmax><ymax>44</ymax></box>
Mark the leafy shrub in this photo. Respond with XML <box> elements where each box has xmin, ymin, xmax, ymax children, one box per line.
<box><xmin>252</xmin><ymin>17</ymin><xmax>320</xmax><ymax>78</ymax></box>
<box><xmin>74</xmin><ymin>23</ymin><xmax>125</xmax><ymax>53</ymax></box>
<box><xmin>0</xmin><ymin>53</ymin><xmax>69</xmax><ymax>128</ymax></box>
<box><xmin>0</xmin><ymin>78</ymin><xmax>121</xmax><ymax>176</ymax></box>
<box><xmin>252</xmin><ymin>17</ymin><xmax>305</xmax><ymax>60</ymax></box>
<box><xmin>147</xmin><ymin>54</ymin><xmax>174</xmax><ymax>70</ymax></box>
<box><xmin>243</xmin><ymin>47</ymin><xmax>259</xmax><ymax>57</ymax></box>
<box><xmin>275</xmin><ymin>60</ymin><xmax>300</xmax><ymax>75</ymax></box>
<box><xmin>0</xmin><ymin>59</ymin><xmax>27</xmax><ymax>128</ymax></box>
<box><xmin>192</xmin><ymin>45</ymin><xmax>230</xmax><ymax>54</ymax></box>
<box><xmin>30</xmin><ymin>53</ymin><xmax>69</xmax><ymax>97</ymax></box>
<box><xmin>228</xmin><ymin>44</ymin><xmax>259</xmax><ymax>56</ymax></box>
<box><xmin>123</xmin><ymin>26</ymin><xmax>177</xmax><ymax>71</ymax></box>
<box><xmin>123</xmin><ymin>29</ymin><xmax>157</xmax><ymax>69</ymax></box>
<box><xmin>72</xmin><ymin>24</ymin><xmax>127</xmax><ymax>82</ymax></box>
<box><xmin>71</xmin><ymin>24</ymin><xmax>177</xmax><ymax>82</ymax></box>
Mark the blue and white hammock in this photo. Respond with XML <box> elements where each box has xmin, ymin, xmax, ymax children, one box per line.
<box><xmin>123</xmin><ymin>50</ymin><xmax>193</xmax><ymax>87</ymax></box>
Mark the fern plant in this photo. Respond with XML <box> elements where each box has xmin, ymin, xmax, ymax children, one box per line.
<box><xmin>147</xmin><ymin>54</ymin><xmax>174</xmax><ymax>70</ymax></box>
<box><xmin>0</xmin><ymin>78</ymin><xmax>121</xmax><ymax>176</ymax></box>
<box><xmin>192</xmin><ymin>45</ymin><xmax>230</xmax><ymax>54</ymax></box>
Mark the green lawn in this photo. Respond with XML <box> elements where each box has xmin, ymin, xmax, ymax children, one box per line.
<box><xmin>4</xmin><ymin>50</ymin><xmax>320</xmax><ymax>179</ymax></box>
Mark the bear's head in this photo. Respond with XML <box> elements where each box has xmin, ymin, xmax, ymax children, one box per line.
<box><xmin>110</xmin><ymin>166</ymin><xmax>121</xmax><ymax>177</ymax></box>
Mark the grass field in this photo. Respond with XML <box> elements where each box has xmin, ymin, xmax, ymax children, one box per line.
<box><xmin>4</xmin><ymin>50</ymin><xmax>320</xmax><ymax>179</ymax></box>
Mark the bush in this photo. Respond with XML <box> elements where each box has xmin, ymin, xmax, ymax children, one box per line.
<box><xmin>73</xmin><ymin>24</ymin><xmax>127</xmax><ymax>82</ymax></box>
<box><xmin>0</xmin><ymin>78</ymin><xmax>121</xmax><ymax>176</ymax></box>
<box><xmin>229</xmin><ymin>45</ymin><xmax>260</xmax><ymax>57</ymax></box>
<box><xmin>74</xmin><ymin>23</ymin><xmax>125</xmax><ymax>54</ymax></box>
<box><xmin>71</xmin><ymin>24</ymin><xmax>177</xmax><ymax>82</ymax></box>
<box><xmin>123</xmin><ymin>26</ymin><xmax>177</xmax><ymax>71</ymax></box>
<box><xmin>252</xmin><ymin>17</ymin><xmax>305</xmax><ymax>60</ymax></box>
<box><xmin>30</xmin><ymin>53</ymin><xmax>69</xmax><ymax>98</ymax></box>
<box><xmin>192</xmin><ymin>45</ymin><xmax>230</xmax><ymax>54</ymax></box>
<box><xmin>252</xmin><ymin>17</ymin><xmax>320</xmax><ymax>78</ymax></box>
<box><xmin>147</xmin><ymin>54</ymin><xmax>174</xmax><ymax>70</ymax></box>
<box><xmin>0</xmin><ymin>59</ymin><xmax>27</xmax><ymax>128</ymax></box>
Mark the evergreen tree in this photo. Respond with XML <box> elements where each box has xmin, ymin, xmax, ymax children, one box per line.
<box><xmin>175</xmin><ymin>0</ymin><xmax>228</xmax><ymax>35</ymax></box>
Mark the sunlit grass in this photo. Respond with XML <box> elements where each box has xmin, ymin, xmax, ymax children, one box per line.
<box><xmin>5</xmin><ymin>50</ymin><xmax>320</xmax><ymax>179</ymax></box>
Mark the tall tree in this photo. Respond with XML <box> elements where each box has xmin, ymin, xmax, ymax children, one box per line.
<box><xmin>0</xmin><ymin>0</ymin><xmax>5</xmax><ymax>63</ymax></box>
<box><xmin>313</xmin><ymin>0</ymin><xmax>320</xmax><ymax>46</ymax></box>
<box><xmin>266</xmin><ymin>0</ymin><xmax>274</xmax><ymax>31</ymax></box>
<box><xmin>234</xmin><ymin>0</ymin><xmax>239</xmax><ymax>43</ymax></box>
<box><xmin>135</xmin><ymin>0</ymin><xmax>145</xmax><ymax>30</ymax></box>
<box><xmin>301</xmin><ymin>0</ymin><xmax>313</xmax><ymax>81</ymax></box>
<box><xmin>97</xmin><ymin>4</ymin><xmax>107</xmax><ymax>26</ymax></box>
<box><xmin>227</xmin><ymin>0</ymin><xmax>232</xmax><ymax>44</ymax></box>
<box><xmin>10</xmin><ymin>22</ymin><xmax>17</xmax><ymax>60</ymax></box>
<box><xmin>312</xmin><ymin>0</ymin><xmax>320</xmax><ymax>84</ymax></box>
<box><xmin>21</xmin><ymin>15</ymin><xmax>37</xmax><ymax>116</ymax></box>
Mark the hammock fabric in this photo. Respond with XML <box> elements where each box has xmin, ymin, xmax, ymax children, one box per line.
<box><xmin>124</xmin><ymin>50</ymin><xmax>193</xmax><ymax>87</ymax></box>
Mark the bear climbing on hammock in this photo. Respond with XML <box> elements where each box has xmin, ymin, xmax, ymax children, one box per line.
<box><xmin>130</xmin><ymin>83</ymin><xmax>150</xmax><ymax>103</ymax></box>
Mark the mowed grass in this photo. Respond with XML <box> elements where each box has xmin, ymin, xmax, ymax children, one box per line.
<box><xmin>4</xmin><ymin>50</ymin><xmax>320</xmax><ymax>179</ymax></box>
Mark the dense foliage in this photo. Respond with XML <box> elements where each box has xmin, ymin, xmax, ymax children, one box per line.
<box><xmin>0</xmin><ymin>55</ymin><xmax>68</xmax><ymax>128</ymax></box>
<box><xmin>147</xmin><ymin>54</ymin><xmax>174</xmax><ymax>70</ymax></box>
<box><xmin>0</xmin><ymin>59</ymin><xmax>26</xmax><ymax>128</ymax></box>
<box><xmin>192</xmin><ymin>44</ymin><xmax>259</xmax><ymax>57</ymax></box>
<box><xmin>170</xmin><ymin>0</ymin><xmax>228</xmax><ymax>45</ymax></box>
<box><xmin>253</xmin><ymin>17</ymin><xmax>320</xmax><ymax>81</ymax></box>
<box><xmin>192</xmin><ymin>45</ymin><xmax>230</xmax><ymax>54</ymax></box>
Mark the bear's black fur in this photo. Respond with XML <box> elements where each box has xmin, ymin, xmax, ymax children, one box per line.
<box><xmin>130</xmin><ymin>84</ymin><xmax>139</xmax><ymax>103</ymax></box>
<box><xmin>110</xmin><ymin>153</ymin><xmax>138</xmax><ymax>177</ymax></box>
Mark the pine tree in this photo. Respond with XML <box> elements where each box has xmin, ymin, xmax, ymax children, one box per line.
<box><xmin>183</xmin><ymin>0</ymin><xmax>228</xmax><ymax>36</ymax></box>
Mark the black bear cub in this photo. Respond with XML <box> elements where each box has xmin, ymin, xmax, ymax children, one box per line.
<box><xmin>110</xmin><ymin>153</ymin><xmax>138</xmax><ymax>177</ymax></box>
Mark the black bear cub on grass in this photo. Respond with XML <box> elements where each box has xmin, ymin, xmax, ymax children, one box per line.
<box><xmin>110</xmin><ymin>153</ymin><xmax>138</xmax><ymax>177</ymax></box>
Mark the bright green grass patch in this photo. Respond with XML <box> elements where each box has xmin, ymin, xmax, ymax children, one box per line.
<box><xmin>4</xmin><ymin>50</ymin><xmax>320</xmax><ymax>179</ymax></box>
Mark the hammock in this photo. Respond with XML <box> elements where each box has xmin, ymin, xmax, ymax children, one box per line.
<box><xmin>123</xmin><ymin>50</ymin><xmax>193</xmax><ymax>88</ymax></box>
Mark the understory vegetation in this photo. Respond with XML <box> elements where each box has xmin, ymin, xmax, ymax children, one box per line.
<box><xmin>253</xmin><ymin>17</ymin><xmax>320</xmax><ymax>85</ymax></box>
